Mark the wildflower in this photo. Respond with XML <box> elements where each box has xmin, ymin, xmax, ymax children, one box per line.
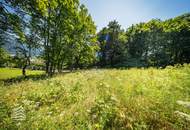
<box><xmin>35</xmin><ymin>102</ymin><xmax>41</xmax><ymax>110</ymax></box>
<box><xmin>86</xmin><ymin>109</ymin><xmax>91</xmax><ymax>113</ymax></box>
<box><xmin>177</xmin><ymin>100</ymin><xmax>190</xmax><ymax>109</ymax></box>
<box><xmin>99</xmin><ymin>82</ymin><xmax>103</xmax><ymax>86</ymax></box>
<box><xmin>105</xmin><ymin>84</ymin><xmax>110</xmax><ymax>88</ymax></box>
<box><xmin>47</xmin><ymin>111</ymin><xmax>53</xmax><ymax>115</ymax></box>
<box><xmin>111</xmin><ymin>96</ymin><xmax>118</xmax><ymax>102</ymax></box>
<box><xmin>92</xmin><ymin>114</ymin><xmax>97</xmax><ymax>120</ymax></box>
<box><xmin>120</xmin><ymin>112</ymin><xmax>125</xmax><ymax>118</ymax></box>
<box><xmin>74</xmin><ymin>112</ymin><xmax>79</xmax><ymax>116</ymax></box>
<box><xmin>175</xmin><ymin>111</ymin><xmax>190</xmax><ymax>121</ymax></box>
<box><xmin>60</xmin><ymin>111</ymin><xmax>65</xmax><ymax>117</ymax></box>
<box><xmin>22</xmin><ymin>99</ymin><xmax>31</xmax><ymax>106</ymax></box>
<box><xmin>35</xmin><ymin>102</ymin><xmax>41</xmax><ymax>107</ymax></box>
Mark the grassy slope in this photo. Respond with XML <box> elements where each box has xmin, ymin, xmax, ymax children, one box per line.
<box><xmin>0</xmin><ymin>68</ymin><xmax>44</xmax><ymax>80</ymax></box>
<box><xmin>0</xmin><ymin>65</ymin><xmax>190</xmax><ymax>129</ymax></box>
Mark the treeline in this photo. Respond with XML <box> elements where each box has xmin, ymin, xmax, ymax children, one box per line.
<box><xmin>98</xmin><ymin>14</ymin><xmax>190</xmax><ymax>67</ymax></box>
<box><xmin>0</xmin><ymin>0</ymin><xmax>190</xmax><ymax>75</ymax></box>
<box><xmin>0</xmin><ymin>0</ymin><xmax>98</xmax><ymax>75</ymax></box>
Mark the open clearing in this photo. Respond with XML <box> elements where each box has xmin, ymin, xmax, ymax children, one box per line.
<box><xmin>0</xmin><ymin>68</ymin><xmax>44</xmax><ymax>80</ymax></box>
<box><xmin>0</xmin><ymin>65</ymin><xmax>190</xmax><ymax>129</ymax></box>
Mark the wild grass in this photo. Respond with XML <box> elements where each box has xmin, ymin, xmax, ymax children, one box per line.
<box><xmin>0</xmin><ymin>65</ymin><xmax>190</xmax><ymax>130</ymax></box>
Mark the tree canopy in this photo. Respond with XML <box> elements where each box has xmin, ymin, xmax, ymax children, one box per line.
<box><xmin>97</xmin><ymin>13</ymin><xmax>190</xmax><ymax>68</ymax></box>
<box><xmin>0</xmin><ymin>0</ymin><xmax>98</xmax><ymax>75</ymax></box>
<box><xmin>0</xmin><ymin>0</ymin><xmax>190</xmax><ymax>74</ymax></box>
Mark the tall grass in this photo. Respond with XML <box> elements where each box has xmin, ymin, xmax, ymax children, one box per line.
<box><xmin>0</xmin><ymin>65</ymin><xmax>190</xmax><ymax>129</ymax></box>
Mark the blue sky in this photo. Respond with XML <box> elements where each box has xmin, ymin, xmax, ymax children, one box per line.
<box><xmin>80</xmin><ymin>0</ymin><xmax>190</xmax><ymax>31</ymax></box>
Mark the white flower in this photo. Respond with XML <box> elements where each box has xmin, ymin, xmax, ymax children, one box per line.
<box><xmin>22</xmin><ymin>99</ymin><xmax>31</xmax><ymax>106</ymax></box>
<box><xmin>60</xmin><ymin>111</ymin><xmax>65</xmax><ymax>117</ymax></box>
<box><xmin>86</xmin><ymin>109</ymin><xmax>91</xmax><ymax>113</ymax></box>
<box><xmin>92</xmin><ymin>114</ymin><xmax>97</xmax><ymax>119</ymax></box>
<box><xmin>35</xmin><ymin>102</ymin><xmax>41</xmax><ymax>108</ymax></box>
<box><xmin>47</xmin><ymin>111</ymin><xmax>53</xmax><ymax>115</ymax></box>
<box><xmin>175</xmin><ymin>111</ymin><xmax>190</xmax><ymax>121</ymax></box>
<box><xmin>74</xmin><ymin>112</ymin><xmax>79</xmax><ymax>116</ymax></box>
<box><xmin>177</xmin><ymin>100</ymin><xmax>190</xmax><ymax>109</ymax></box>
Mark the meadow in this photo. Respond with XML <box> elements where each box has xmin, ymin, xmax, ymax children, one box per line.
<box><xmin>0</xmin><ymin>68</ymin><xmax>44</xmax><ymax>80</ymax></box>
<box><xmin>0</xmin><ymin>65</ymin><xmax>190</xmax><ymax>130</ymax></box>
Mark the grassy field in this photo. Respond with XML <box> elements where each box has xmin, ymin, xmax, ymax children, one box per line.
<box><xmin>0</xmin><ymin>68</ymin><xmax>44</xmax><ymax>80</ymax></box>
<box><xmin>0</xmin><ymin>65</ymin><xmax>190</xmax><ymax>130</ymax></box>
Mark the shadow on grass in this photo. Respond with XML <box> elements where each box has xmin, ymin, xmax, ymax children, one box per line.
<box><xmin>1</xmin><ymin>74</ymin><xmax>49</xmax><ymax>86</ymax></box>
<box><xmin>1</xmin><ymin>71</ymin><xmax>72</xmax><ymax>86</ymax></box>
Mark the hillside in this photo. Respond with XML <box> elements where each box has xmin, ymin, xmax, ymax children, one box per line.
<box><xmin>1</xmin><ymin>65</ymin><xmax>190</xmax><ymax>129</ymax></box>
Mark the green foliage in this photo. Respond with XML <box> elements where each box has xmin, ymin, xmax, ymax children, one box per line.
<box><xmin>1</xmin><ymin>0</ymin><xmax>190</xmax><ymax>71</ymax></box>
<box><xmin>89</xmin><ymin>94</ymin><xmax>119</xmax><ymax>129</ymax></box>
<box><xmin>1</xmin><ymin>65</ymin><xmax>190</xmax><ymax>129</ymax></box>
<box><xmin>98</xmin><ymin>14</ymin><xmax>190</xmax><ymax>68</ymax></box>
<box><xmin>0</xmin><ymin>0</ymin><xmax>98</xmax><ymax>75</ymax></box>
<box><xmin>0</xmin><ymin>48</ymin><xmax>10</xmax><ymax>67</ymax></box>
<box><xmin>98</xmin><ymin>20</ymin><xmax>127</xmax><ymax>67</ymax></box>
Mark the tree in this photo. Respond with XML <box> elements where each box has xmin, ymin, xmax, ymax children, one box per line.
<box><xmin>163</xmin><ymin>14</ymin><xmax>190</xmax><ymax>65</ymax></box>
<box><xmin>0</xmin><ymin>0</ymin><xmax>98</xmax><ymax>75</ymax></box>
<box><xmin>0</xmin><ymin>47</ymin><xmax>10</xmax><ymax>67</ymax></box>
<box><xmin>98</xmin><ymin>20</ymin><xmax>127</xmax><ymax>67</ymax></box>
<box><xmin>98</xmin><ymin>13</ymin><xmax>190</xmax><ymax>68</ymax></box>
<box><xmin>67</xmin><ymin>4</ymin><xmax>98</xmax><ymax>69</ymax></box>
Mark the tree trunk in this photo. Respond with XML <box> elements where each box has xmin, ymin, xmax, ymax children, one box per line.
<box><xmin>22</xmin><ymin>65</ymin><xmax>27</xmax><ymax>76</ymax></box>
